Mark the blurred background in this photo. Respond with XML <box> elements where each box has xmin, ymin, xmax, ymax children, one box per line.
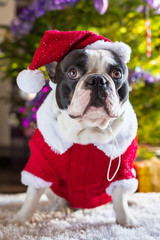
<box><xmin>0</xmin><ymin>0</ymin><xmax>160</xmax><ymax>194</ymax></box>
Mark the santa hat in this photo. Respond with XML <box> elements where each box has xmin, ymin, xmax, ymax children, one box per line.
<box><xmin>17</xmin><ymin>30</ymin><xmax>131</xmax><ymax>94</ymax></box>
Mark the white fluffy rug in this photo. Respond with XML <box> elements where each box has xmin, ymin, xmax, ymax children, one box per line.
<box><xmin>0</xmin><ymin>192</ymin><xmax>160</xmax><ymax>240</ymax></box>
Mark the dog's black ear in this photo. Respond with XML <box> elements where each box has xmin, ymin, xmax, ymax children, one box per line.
<box><xmin>118</xmin><ymin>82</ymin><xmax>129</xmax><ymax>103</ymax></box>
<box><xmin>45</xmin><ymin>62</ymin><xmax>57</xmax><ymax>83</ymax></box>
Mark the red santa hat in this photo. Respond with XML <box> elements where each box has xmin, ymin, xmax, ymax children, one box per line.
<box><xmin>17</xmin><ymin>30</ymin><xmax>131</xmax><ymax>94</ymax></box>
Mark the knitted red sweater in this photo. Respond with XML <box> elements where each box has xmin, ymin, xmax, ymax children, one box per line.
<box><xmin>23</xmin><ymin>128</ymin><xmax>138</xmax><ymax>209</ymax></box>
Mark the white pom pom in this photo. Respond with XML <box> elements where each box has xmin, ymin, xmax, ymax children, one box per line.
<box><xmin>17</xmin><ymin>69</ymin><xmax>45</xmax><ymax>94</ymax></box>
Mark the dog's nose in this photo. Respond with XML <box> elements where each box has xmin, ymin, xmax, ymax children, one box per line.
<box><xmin>86</xmin><ymin>75</ymin><xmax>107</xmax><ymax>88</ymax></box>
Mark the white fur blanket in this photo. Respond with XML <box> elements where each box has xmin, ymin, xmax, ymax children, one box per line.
<box><xmin>0</xmin><ymin>192</ymin><xmax>160</xmax><ymax>240</ymax></box>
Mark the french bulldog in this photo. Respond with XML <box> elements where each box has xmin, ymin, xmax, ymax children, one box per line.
<box><xmin>10</xmin><ymin>47</ymin><xmax>138</xmax><ymax>227</ymax></box>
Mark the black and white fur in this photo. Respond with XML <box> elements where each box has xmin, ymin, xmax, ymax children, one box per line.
<box><xmin>10</xmin><ymin>47</ymin><xmax>138</xmax><ymax>227</ymax></box>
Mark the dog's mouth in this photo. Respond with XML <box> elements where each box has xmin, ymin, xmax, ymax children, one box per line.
<box><xmin>69</xmin><ymin>96</ymin><xmax>119</xmax><ymax>119</ymax></box>
<box><xmin>91</xmin><ymin>97</ymin><xmax>104</xmax><ymax>108</ymax></box>
<box><xmin>69</xmin><ymin>94</ymin><xmax>103</xmax><ymax>119</ymax></box>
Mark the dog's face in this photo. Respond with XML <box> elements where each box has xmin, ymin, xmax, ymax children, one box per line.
<box><xmin>46</xmin><ymin>49</ymin><xmax>129</xmax><ymax>128</ymax></box>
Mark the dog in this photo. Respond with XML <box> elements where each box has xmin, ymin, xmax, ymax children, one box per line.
<box><xmin>10</xmin><ymin>30</ymin><xmax>138</xmax><ymax>227</ymax></box>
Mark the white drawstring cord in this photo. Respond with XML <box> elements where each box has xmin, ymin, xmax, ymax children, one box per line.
<box><xmin>107</xmin><ymin>124</ymin><xmax>121</xmax><ymax>182</ymax></box>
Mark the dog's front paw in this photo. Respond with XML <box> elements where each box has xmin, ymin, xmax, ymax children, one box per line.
<box><xmin>116</xmin><ymin>213</ymin><xmax>138</xmax><ymax>228</ymax></box>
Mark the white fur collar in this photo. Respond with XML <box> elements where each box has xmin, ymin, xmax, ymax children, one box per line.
<box><xmin>37</xmin><ymin>85</ymin><xmax>137</xmax><ymax>157</ymax></box>
<box><xmin>37</xmin><ymin>90</ymin><xmax>73</xmax><ymax>154</ymax></box>
<box><xmin>94</xmin><ymin>103</ymin><xmax>137</xmax><ymax>158</ymax></box>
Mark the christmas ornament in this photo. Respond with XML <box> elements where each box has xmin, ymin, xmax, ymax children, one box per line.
<box><xmin>145</xmin><ymin>19</ymin><xmax>151</xmax><ymax>58</ymax></box>
<box><xmin>93</xmin><ymin>0</ymin><xmax>109</xmax><ymax>15</ymax></box>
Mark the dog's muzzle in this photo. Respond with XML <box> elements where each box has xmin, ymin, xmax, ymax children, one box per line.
<box><xmin>84</xmin><ymin>74</ymin><xmax>108</xmax><ymax>108</ymax></box>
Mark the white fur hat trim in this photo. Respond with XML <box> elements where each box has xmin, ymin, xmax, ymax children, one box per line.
<box><xmin>85</xmin><ymin>40</ymin><xmax>131</xmax><ymax>63</ymax></box>
<box><xmin>17</xmin><ymin>69</ymin><xmax>46</xmax><ymax>94</ymax></box>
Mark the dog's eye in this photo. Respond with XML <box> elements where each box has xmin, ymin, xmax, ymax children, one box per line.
<box><xmin>112</xmin><ymin>70</ymin><xmax>122</xmax><ymax>79</ymax></box>
<box><xmin>68</xmin><ymin>69</ymin><xmax>80</xmax><ymax>79</ymax></box>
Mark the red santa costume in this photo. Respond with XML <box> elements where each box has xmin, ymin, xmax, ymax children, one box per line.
<box><xmin>17</xmin><ymin>30</ymin><xmax>138</xmax><ymax>209</ymax></box>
